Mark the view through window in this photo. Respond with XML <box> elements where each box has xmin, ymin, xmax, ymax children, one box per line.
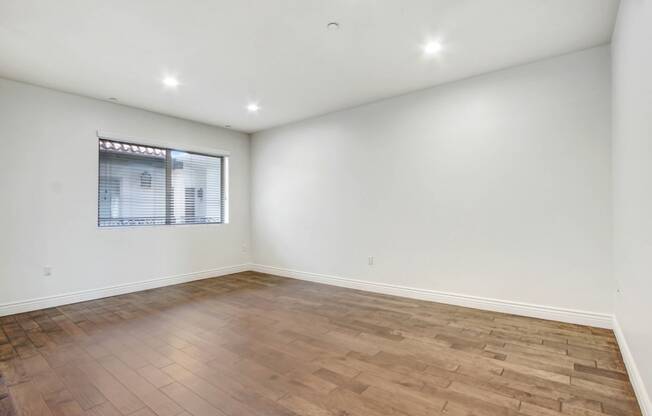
<box><xmin>98</xmin><ymin>139</ymin><xmax>225</xmax><ymax>227</ymax></box>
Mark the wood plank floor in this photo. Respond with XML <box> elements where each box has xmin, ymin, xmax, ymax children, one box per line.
<box><xmin>0</xmin><ymin>271</ymin><xmax>641</xmax><ymax>416</ymax></box>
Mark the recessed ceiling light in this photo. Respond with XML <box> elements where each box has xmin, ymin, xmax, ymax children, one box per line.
<box><xmin>107</xmin><ymin>97</ymin><xmax>118</xmax><ymax>102</ymax></box>
<box><xmin>327</xmin><ymin>22</ymin><xmax>340</xmax><ymax>30</ymax></box>
<box><xmin>422</xmin><ymin>40</ymin><xmax>443</xmax><ymax>56</ymax></box>
<box><xmin>246</xmin><ymin>103</ymin><xmax>260</xmax><ymax>113</ymax></box>
<box><xmin>162</xmin><ymin>76</ymin><xmax>180</xmax><ymax>88</ymax></box>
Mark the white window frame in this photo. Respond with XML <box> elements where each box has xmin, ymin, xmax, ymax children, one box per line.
<box><xmin>96</xmin><ymin>130</ymin><xmax>230</xmax><ymax>227</ymax></box>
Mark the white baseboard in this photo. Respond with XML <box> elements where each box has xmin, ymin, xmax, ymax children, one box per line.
<box><xmin>613</xmin><ymin>316</ymin><xmax>651</xmax><ymax>416</ymax></box>
<box><xmin>1</xmin><ymin>262</ymin><xmax>614</xmax><ymax>328</ymax></box>
<box><xmin>251</xmin><ymin>264</ymin><xmax>613</xmax><ymax>329</ymax></box>
<box><xmin>0</xmin><ymin>264</ymin><xmax>251</xmax><ymax>317</ymax></box>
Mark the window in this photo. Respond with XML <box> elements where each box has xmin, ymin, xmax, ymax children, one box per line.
<box><xmin>98</xmin><ymin>139</ymin><xmax>225</xmax><ymax>227</ymax></box>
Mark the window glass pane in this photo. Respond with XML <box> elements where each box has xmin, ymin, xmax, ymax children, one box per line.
<box><xmin>170</xmin><ymin>150</ymin><xmax>223</xmax><ymax>224</ymax></box>
<box><xmin>99</xmin><ymin>141</ymin><xmax>167</xmax><ymax>226</ymax></box>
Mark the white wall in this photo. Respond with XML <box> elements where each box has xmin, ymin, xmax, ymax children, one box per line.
<box><xmin>0</xmin><ymin>46</ymin><xmax>617</xmax><ymax>325</ymax></box>
<box><xmin>612</xmin><ymin>0</ymin><xmax>652</xmax><ymax>410</ymax></box>
<box><xmin>0</xmin><ymin>78</ymin><xmax>251</xmax><ymax>310</ymax></box>
<box><xmin>251</xmin><ymin>46</ymin><xmax>613</xmax><ymax>315</ymax></box>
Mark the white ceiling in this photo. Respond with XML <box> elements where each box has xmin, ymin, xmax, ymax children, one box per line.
<box><xmin>0</xmin><ymin>0</ymin><xmax>619</xmax><ymax>133</ymax></box>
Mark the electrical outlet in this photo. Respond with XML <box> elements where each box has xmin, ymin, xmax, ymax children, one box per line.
<box><xmin>43</xmin><ymin>266</ymin><xmax>52</xmax><ymax>277</ymax></box>
<box><xmin>241</xmin><ymin>244</ymin><xmax>248</xmax><ymax>253</ymax></box>
<box><xmin>368</xmin><ymin>256</ymin><xmax>374</xmax><ymax>266</ymax></box>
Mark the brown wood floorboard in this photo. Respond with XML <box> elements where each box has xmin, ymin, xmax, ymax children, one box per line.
<box><xmin>0</xmin><ymin>271</ymin><xmax>641</xmax><ymax>416</ymax></box>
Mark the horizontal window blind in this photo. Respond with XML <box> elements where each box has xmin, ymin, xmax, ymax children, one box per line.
<box><xmin>98</xmin><ymin>139</ymin><xmax>225</xmax><ymax>227</ymax></box>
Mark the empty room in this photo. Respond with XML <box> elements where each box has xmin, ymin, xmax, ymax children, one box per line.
<box><xmin>1</xmin><ymin>0</ymin><xmax>651</xmax><ymax>415</ymax></box>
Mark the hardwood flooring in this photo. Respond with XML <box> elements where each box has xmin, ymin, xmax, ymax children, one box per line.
<box><xmin>0</xmin><ymin>271</ymin><xmax>641</xmax><ymax>416</ymax></box>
